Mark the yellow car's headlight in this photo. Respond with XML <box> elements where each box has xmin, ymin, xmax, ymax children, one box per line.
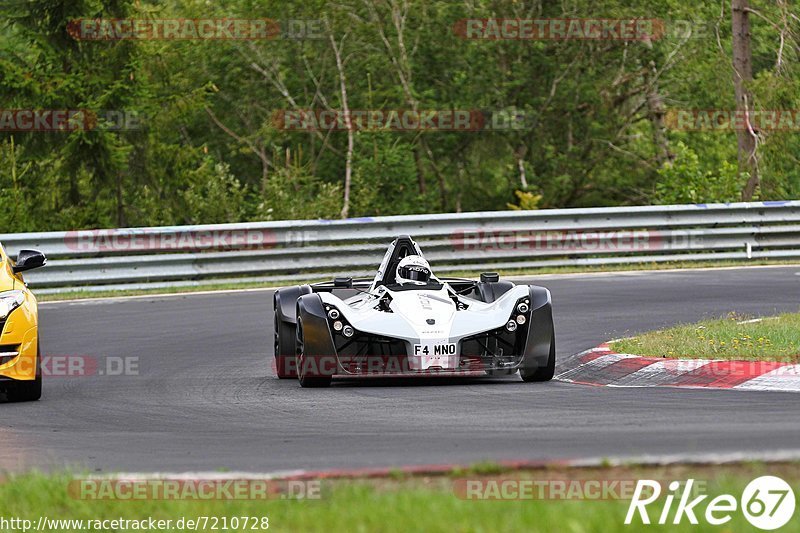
<box><xmin>0</xmin><ymin>290</ymin><xmax>25</xmax><ymax>320</ymax></box>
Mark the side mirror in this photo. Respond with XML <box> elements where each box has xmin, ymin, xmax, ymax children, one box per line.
<box><xmin>12</xmin><ymin>249</ymin><xmax>47</xmax><ymax>274</ymax></box>
<box><xmin>333</xmin><ymin>277</ymin><xmax>353</xmax><ymax>289</ymax></box>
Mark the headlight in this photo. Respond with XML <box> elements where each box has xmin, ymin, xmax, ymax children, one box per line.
<box><xmin>0</xmin><ymin>290</ymin><xmax>25</xmax><ymax>320</ymax></box>
<box><xmin>506</xmin><ymin>297</ymin><xmax>530</xmax><ymax>332</ymax></box>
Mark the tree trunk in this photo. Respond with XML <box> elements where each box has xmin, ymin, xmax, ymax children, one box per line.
<box><xmin>330</xmin><ymin>33</ymin><xmax>353</xmax><ymax>219</ymax></box>
<box><xmin>413</xmin><ymin>147</ymin><xmax>426</xmax><ymax>195</ymax></box>
<box><xmin>116</xmin><ymin>171</ymin><xmax>126</xmax><ymax>227</ymax></box>
<box><xmin>644</xmin><ymin>61</ymin><xmax>674</xmax><ymax>166</ymax></box>
<box><xmin>515</xmin><ymin>145</ymin><xmax>529</xmax><ymax>189</ymax></box>
<box><xmin>368</xmin><ymin>0</ymin><xmax>427</xmax><ymax>194</ymax></box>
<box><xmin>732</xmin><ymin>0</ymin><xmax>759</xmax><ymax>200</ymax></box>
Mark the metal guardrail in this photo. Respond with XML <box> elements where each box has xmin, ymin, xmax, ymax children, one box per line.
<box><xmin>2</xmin><ymin>201</ymin><xmax>799</xmax><ymax>292</ymax></box>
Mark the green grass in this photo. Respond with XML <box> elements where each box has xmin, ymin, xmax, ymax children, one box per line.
<box><xmin>614</xmin><ymin>312</ymin><xmax>800</xmax><ymax>362</ymax></box>
<box><xmin>36</xmin><ymin>259</ymin><xmax>800</xmax><ymax>302</ymax></box>
<box><xmin>2</xmin><ymin>463</ymin><xmax>800</xmax><ymax>532</ymax></box>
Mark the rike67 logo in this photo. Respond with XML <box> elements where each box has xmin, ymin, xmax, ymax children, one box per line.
<box><xmin>625</xmin><ymin>476</ymin><xmax>796</xmax><ymax>530</ymax></box>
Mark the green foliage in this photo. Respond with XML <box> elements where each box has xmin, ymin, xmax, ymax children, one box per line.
<box><xmin>255</xmin><ymin>164</ymin><xmax>342</xmax><ymax>221</ymax></box>
<box><xmin>1</xmin><ymin>0</ymin><xmax>798</xmax><ymax>232</ymax></box>
<box><xmin>350</xmin><ymin>139</ymin><xmax>431</xmax><ymax>217</ymax></box>
<box><xmin>654</xmin><ymin>142</ymin><xmax>743</xmax><ymax>204</ymax></box>
<box><xmin>507</xmin><ymin>190</ymin><xmax>542</xmax><ymax>211</ymax></box>
<box><xmin>181</xmin><ymin>161</ymin><xmax>247</xmax><ymax>224</ymax></box>
<box><xmin>0</xmin><ymin>138</ymin><xmax>35</xmax><ymax>231</ymax></box>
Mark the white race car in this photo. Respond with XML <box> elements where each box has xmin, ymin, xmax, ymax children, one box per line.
<box><xmin>273</xmin><ymin>236</ymin><xmax>555</xmax><ymax>387</ymax></box>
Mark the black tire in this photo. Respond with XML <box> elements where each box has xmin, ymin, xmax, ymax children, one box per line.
<box><xmin>296</xmin><ymin>319</ymin><xmax>332</xmax><ymax>388</ymax></box>
<box><xmin>274</xmin><ymin>295</ymin><xmax>297</xmax><ymax>379</ymax></box>
<box><xmin>6</xmin><ymin>347</ymin><xmax>42</xmax><ymax>402</ymax></box>
<box><xmin>520</xmin><ymin>326</ymin><xmax>555</xmax><ymax>383</ymax></box>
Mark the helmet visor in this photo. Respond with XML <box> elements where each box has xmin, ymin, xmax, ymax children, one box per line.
<box><xmin>398</xmin><ymin>265</ymin><xmax>431</xmax><ymax>283</ymax></box>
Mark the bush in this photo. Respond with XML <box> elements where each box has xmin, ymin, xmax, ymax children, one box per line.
<box><xmin>254</xmin><ymin>165</ymin><xmax>342</xmax><ymax>221</ymax></box>
<box><xmin>654</xmin><ymin>142</ymin><xmax>743</xmax><ymax>204</ymax></box>
<box><xmin>181</xmin><ymin>161</ymin><xmax>248</xmax><ymax>224</ymax></box>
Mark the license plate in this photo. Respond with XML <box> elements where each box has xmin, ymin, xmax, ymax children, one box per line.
<box><xmin>413</xmin><ymin>343</ymin><xmax>457</xmax><ymax>357</ymax></box>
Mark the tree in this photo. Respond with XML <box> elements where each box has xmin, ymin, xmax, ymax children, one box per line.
<box><xmin>732</xmin><ymin>0</ymin><xmax>759</xmax><ymax>200</ymax></box>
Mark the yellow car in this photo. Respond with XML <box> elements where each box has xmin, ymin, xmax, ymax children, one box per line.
<box><xmin>0</xmin><ymin>245</ymin><xmax>46</xmax><ymax>402</ymax></box>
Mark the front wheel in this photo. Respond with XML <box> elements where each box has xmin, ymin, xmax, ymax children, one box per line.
<box><xmin>520</xmin><ymin>327</ymin><xmax>555</xmax><ymax>383</ymax></box>
<box><xmin>296</xmin><ymin>319</ymin><xmax>332</xmax><ymax>388</ymax></box>
<box><xmin>6</xmin><ymin>347</ymin><xmax>42</xmax><ymax>402</ymax></box>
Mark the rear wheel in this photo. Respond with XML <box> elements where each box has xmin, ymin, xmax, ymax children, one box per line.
<box><xmin>296</xmin><ymin>319</ymin><xmax>332</xmax><ymax>388</ymax></box>
<box><xmin>6</xmin><ymin>346</ymin><xmax>42</xmax><ymax>402</ymax></box>
<box><xmin>274</xmin><ymin>299</ymin><xmax>297</xmax><ymax>378</ymax></box>
<box><xmin>520</xmin><ymin>327</ymin><xmax>556</xmax><ymax>383</ymax></box>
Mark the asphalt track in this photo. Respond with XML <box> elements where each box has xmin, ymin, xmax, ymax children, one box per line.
<box><xmin>2</xmin><ymin>266</ymin><xmax>800</xmax><ymax>473</ymax></box>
